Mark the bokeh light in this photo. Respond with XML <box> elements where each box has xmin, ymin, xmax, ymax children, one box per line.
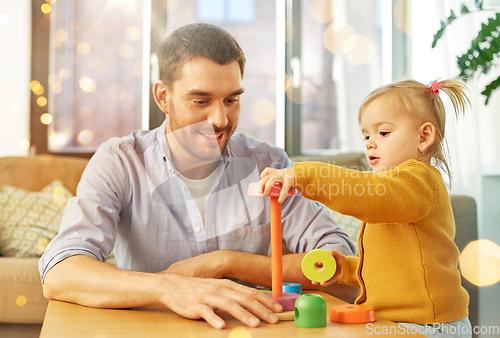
<box><xmin>41</xmin><ymin>113</ymin><xmax>53</xmax><ymax>125</ymax></box>
<box><xmin>459</xmin><ymin>239</ymin><xmax>500</xmax><ymax>287</ymax></box>
<box><xmin>70</xmin><ymin>20</ymin><xmax>81</xmax><ymax>31</ymax></box>
<box><xmin>79</xmin><ymin>77</ymin><xmax>96</xmax><ymax>93</ymax></box>
<box><xmin>286</xmin><ymin>19</ymin><xmax>295</xmax><ymax>42</ymax></box>
<box><xmin>323</xmin><ymin>22</ymin><xmax>355</xmax><ymax>54</ymax></box>
<box><xmin>119</xmin><ymin>43</ymin><xmax>133</xmax><ymax>58</ymax></box>
<box><xmin>77</xmin><ymin>42</ymin><xmax>91</xmax><ymax>55</ymax></box>
<box><xmin>251</xmin><ymin>100</ymin><xmax>276</xmax><ymax>125</ymax></box>
<box><xmin>344</xmin><ymin>35</ymin><xmax>374</xmax><ymax>65</ymax></box>
<box><xmin>266</xmin><ymin>73</ymin><xmax>291</xmax><ymax>94</ymax></box>
<box><xmin>52</xmin><ymin>85</ymin><xmax>62</xmax><ymax>94</ymax></box>
<box><xmin>37</xmin><ymin>97</ymin><xmax>47</xmax><ymax>107</ymax></box>
<box><xmin>119</xmin><ymin>95</ymin><xmax>136</xmax><ymax>111</ymax></box>
<box><xmin>93</xmin><ymin>58</ymin><xmax>110</xmax><ymax>73</ymax></box>
<box><xmin>52</xmin><ymin>186</ymin><xmax>68</xmax><ymax>208</ymax></box>
<box><xmin>309</xmin><ymin>0</ymin><xmax>334</xmax><ymax>24</ymax></box>
<box><xmin>393</xmin><ymin>0</ymin><xmax>412</xmax><ymax>35</ymax></box>
<box><xmin>41</xmin><ymin>4</ymin><xmax>51</xmax><ymax>14</ymax></box>
<box><xmin>108</xmin><ymin>82</ymin><xmax>127</xmax><ymax>101</ymax></box>
<box><xmin>48</xmin><ymin>73</ymin><xmax>62</xmax><ymax>86</ymax></box>
<box><xmin>16</xmin><ymin>295</ymin><xmax>27</xmax><ymax>307</ymax></box>
<box><xmin>286</xmin><ymin>77</ymin><xmax>317</xmax><ymax>104</ymax></box>
<box><xmin>59</xmin><ymin>68</ymin><xmax>72</xmax><ymax>79</ymax></box>
<box><xmin>79</xmin><ymin>105</ymin><xmax>92</xmax><ymax>118</ymax></box>
<box><xmin>56</xmin><ymin>29</ymin><xmax>68</xmax><ymax>43</ymax></box>
<box><xmin>228</xmin><ymin>327</ymin><xmax>252</xmax><ymax>338</ymax></box>
<box><xmin>77</xmin><ymin>129</ymin><xmax>94</xmax><ymax>145</ymax></box>
<box><xmin>18</xmin><ymin>140</ymin><xmax>30</xmax><ymax>150</ymax></box>
<box><xmin>37</xmin><ymin>238</ymin><xmax>50</xmax><ymax>252</ymax></box>
<box><xmin>126</xmin><ymin>26</ymin><xmax>141</xmax><ymax>40</ymax></box>
<box><xmin>162</xmin><ymin>0</ymin><xmax>180</xmax><ymax>11</ymax></box>
<box><xmin>133</xmin><ymin>59</ymin><xmax>142</xmax><ymax>77</ymax></box>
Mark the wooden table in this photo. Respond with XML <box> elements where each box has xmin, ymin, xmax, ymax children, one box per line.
<box><xmin>40</xmin><ymin>292</ymin><xmax>422</xmax><ymax>337</ymax></box>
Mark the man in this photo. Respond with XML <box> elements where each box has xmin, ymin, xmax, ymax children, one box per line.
<box><xmin>39</xmin><ymin>23</ymin><xmax>356</xmax><ymax>330</ymax></box>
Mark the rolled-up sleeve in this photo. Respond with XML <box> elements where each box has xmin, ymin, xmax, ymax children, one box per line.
<box><xmin>39</xmin><ymin>144</ymin><xmax>128</xmax><ymax>283</ymax></box>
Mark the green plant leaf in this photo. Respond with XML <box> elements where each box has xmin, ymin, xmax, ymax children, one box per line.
<box><xmin>448</xmin><ymin>10</ymin><xmax>457</xmax><ymax>24</ymax></box>
<box><xmin>482</xmin><ymin>75</ymin><xmax>500</xmax><ymax>105</ymax></box>
<box><xmin>461</xmin><ymin>3</ymin><xmax>469</xmax><ymax>14</ymax></box>
<box><xmin>475</xmin><ymin>0</ymin><xmax>483</xmax><ymax>9</ymax></box>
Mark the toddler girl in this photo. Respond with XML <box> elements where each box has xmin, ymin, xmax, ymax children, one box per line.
<box><xmin>259</xmin><ymin>79</ymin><xmax>471</xmax><ymax>337</ymax></box>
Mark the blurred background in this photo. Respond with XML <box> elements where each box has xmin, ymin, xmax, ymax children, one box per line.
<box><xmin>0</xmin><ymin>0</ymin><xmax>499</xmax><ymax>336</ymax></box>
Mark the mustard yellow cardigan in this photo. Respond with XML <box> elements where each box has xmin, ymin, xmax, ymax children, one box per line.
<box><xmin>294</xmin><ymin>159</ymin><xmax>469</xmax><ymax>324</ymax></box>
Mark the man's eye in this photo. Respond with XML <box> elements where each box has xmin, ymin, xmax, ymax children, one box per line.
<box><xmin>195</xmin><ymin>100</ymin><xmax>208</xmax><ymax>105</ymax></box>
<box><xmin>226</xmin><ymin>98</ymin><xmax>239</xmax><ymax>104</ymax></box>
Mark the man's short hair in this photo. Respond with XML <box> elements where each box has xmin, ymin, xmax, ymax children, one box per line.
<box><xmin>157</xmin><ymin>23</ymin><xmax>246</xmax><ymax>89</ymax></box>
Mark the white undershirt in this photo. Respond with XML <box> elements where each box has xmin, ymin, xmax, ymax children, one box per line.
<box><xmin>178</xmin><ymin>163</ymin><xmax>222</xmax><ymax>227</ymax></box>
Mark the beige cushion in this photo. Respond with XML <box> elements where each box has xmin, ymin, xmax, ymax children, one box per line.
<box><xmin>0</xmin><ymin>258</ymin><xmax>48</xmax><ymax>324</ymax></box>
<box><xmin>0</xmin><ymin>181</ymin><xmax>73</xmax><ymax>258</ymax></box>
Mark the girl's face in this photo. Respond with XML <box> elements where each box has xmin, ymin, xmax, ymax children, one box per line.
<box><xmin>360</xmin><ymin>95</ymin><xmax>422</xmax><ymax>173</ymax></box>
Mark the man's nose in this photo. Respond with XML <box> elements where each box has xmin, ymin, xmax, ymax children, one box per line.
<box><xmin>208</xmin><ymin>101</ymin><xmax>228</xmax><ymax>128</ymax></box>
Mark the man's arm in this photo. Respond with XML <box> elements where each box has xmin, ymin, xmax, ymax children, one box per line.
<box><xmin>43</xmin><ymin>255</ymin><xmax>282</xmax><ymax>329</ymax></box>
<box><xmin>165</xmin><ymin>250</ymin><xmax>360</xmax><ymax>301</ymax></box>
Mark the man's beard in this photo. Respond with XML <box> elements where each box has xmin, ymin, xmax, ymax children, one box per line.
<box><xmin>168</xmin><ymin>104</ymin><xmax>237</xmax><ymax>162</ymax></box>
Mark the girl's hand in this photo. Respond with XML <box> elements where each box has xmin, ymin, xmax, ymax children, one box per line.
<box><xmin>311</xmin><ymin>249</ymin><xmax>344</xmax><ymax>287</ymax></box>
<box><xmin>258</xmin><ymin>167</ymin><xmax>296</xmax><ymax>203</ymax></box>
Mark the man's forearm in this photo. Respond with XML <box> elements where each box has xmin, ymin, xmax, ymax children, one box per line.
<box><xmin>224</xmin><ymin>251</ymin><xmax>360</xmax><ymax>300</ymax></box>
<box><xmin>42</xmin><ymin>255</ymin><xmax>163</xmax><ymax>308</ymax></box>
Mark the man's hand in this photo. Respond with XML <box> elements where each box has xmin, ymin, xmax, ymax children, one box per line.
<box><xmin>159</xmin><ymin>274</ymin><xmax>281</xmax><ymax>329</ymax></box>
<box><xmin>258</xmin><ymin>167</ymin><xmax>296</xmax><ymax>203</ymax></box>
<box><xmin>162</xmin><ymin>250</ymin><xmax>230</xmax><ymax>279</ymax></box>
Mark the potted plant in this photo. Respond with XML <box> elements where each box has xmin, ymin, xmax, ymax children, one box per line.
<box><xmin>432</xmin><ymin>0</ymin><xmax>500</xmax><ymax>104</ymax></box>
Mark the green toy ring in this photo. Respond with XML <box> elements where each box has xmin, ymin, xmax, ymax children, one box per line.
<box><xmin>301</xmin><ymin>249</ymin><xmax>337</xmax><ymax>282</ymax></box>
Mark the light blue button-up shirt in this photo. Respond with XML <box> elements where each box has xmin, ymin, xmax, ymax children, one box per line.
<box><xmin>39</xmin><ymin>121</ymin><xmax>355</xmax><ymax>282</ymax></box>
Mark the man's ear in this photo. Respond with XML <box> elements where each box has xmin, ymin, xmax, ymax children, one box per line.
<box><xmin>419</xmin><ymin>122</ymin><xmax>436</xmax><ymax>153</ymax></box>
<box><xmin>153</xmin><ymin>80</ymin><xmax>169</xmax><ymax>114</ymax></box>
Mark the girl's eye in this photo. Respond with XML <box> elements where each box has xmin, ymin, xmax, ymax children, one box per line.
<box><xmin>364</xmin><ymin>135</ymin><xmax>370</xmax><ymax>141</ymax></box>
<box><xmin>379</xmin><ymin>131</ymin><xmax>390</xmax><ymax>137</ymax></box>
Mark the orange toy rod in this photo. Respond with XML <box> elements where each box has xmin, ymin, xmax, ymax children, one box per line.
<box><xmin>270</xmin><ymin>196</ymin><xmax>283</xmax><ymax>298</ymax></box>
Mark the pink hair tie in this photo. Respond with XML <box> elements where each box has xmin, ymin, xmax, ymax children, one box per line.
<box><xmin>430</xmin><ymin>80</ymin><xmax>442</xmax><ymax>94</ymax></box>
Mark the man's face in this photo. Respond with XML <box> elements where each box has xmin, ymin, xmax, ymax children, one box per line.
<box><xmin>165</xmin><ymin>57</ymin><xmax>243</xmax><ymax>162</ymax></box>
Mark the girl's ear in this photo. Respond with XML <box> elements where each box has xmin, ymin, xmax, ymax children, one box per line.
<box><xmin>152</xmin><ymin>80</ymin><xmax>169</xmax><ymax>114</ymax></box>
<box><xmin>419</xmin><ymin>122</ymin><xmax>436</xmax><ymax>153</ymax></box>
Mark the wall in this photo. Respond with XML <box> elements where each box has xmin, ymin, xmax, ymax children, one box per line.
<box><xmin>0</xmin><ymin>1</ymin><xmax>31</xmax><ymax>158</ymax></box>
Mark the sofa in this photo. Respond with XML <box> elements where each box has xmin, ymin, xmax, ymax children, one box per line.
<box><xmin>0</xmin><ymin>153</ymin><xmax>479</xmax><ymax>336</ymax></box>
<box><xmin>0</xmin><ymin>155</ymin><xmax>89</xmax><ymax>337</ymax></box>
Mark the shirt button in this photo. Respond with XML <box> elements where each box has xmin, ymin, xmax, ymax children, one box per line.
<box><xmin>182</xmin><ymin>186</ymin><xmax>187</xmax><ymax>191</ymax></box>
<box><xmin>194</xmin><ymin>227</ymin><xmax>201</xmax><ymax>233</ymax></box>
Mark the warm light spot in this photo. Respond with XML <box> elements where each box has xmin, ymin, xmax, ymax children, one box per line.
<box><xmin>16</xmin><ymin>295</ymin><xmax>27</xmax><ymax>307</ymax></box>
<box><xmin>70</xmin><ymin>20</ymin><xmax>81</xmax><ymax>31</ymax></box>
<box><xmin>46</xmin><ymin>0</ymin><xmax>58</xmax><ymax>4</ymax></box>
<box><xmin>266</xmin><ymin>73</ymin><xmax>290</xmax><ymax>94</ymax></box>
<box><xmin>108</xmin><ymin>82</ymin><xmax>127</xmax><ymax>101</ymax></box>
<box><xmin>251</xmin><ymin>100</ymin><xmax>276</xmax><ymax>126</ymax></box>
<box><xmin>133</xmin><ymin>59</ymin><xmax>142</xmax><ymax>77</ymax></box>
<box><xmin>56</xmin><ymin>29</ymin><xmax>68</xmax><ymax>42</ymax></box>
<box><xmin>30</xmin><ymin>80</ymin><xmax>41</xmax><ymax>91</ymax></box>
<box><xmin>228</xmin><ymin>327</ymin><xmax>252</xmax><ymax>338</ymax></box>
<box><xmin>162</xmin><ymin>0</ymin><xmax>180</xmax><ymax>11</ymax></box>
<box><xmin>286</xmin><ymin>77</ymin><xmax>317</xmax><ymax>104</ymax></box>
<box><xmin>119</xmin><ymin>95</ymin><xmax>136</xmax><ymax>111</ymax></box>
<box><xmin>41</xmin><ymin>113</ymin><xmax>53</xmax><ymax>125</ymax></box>
<box><xmin>37</xmin><ymin>238</ymin><xmax>50</xmax><ymax>252</ymax></box>
<box><xmin>59</xmin><ymin>68</ymin><xmax>71</xmax><ymax>79</ymax></box>
<box><xmin>79</xmin><ymin>105</ymin><xmax>92</xmax><ymax>117</ymax></box>
<box><xmin>48</xmin><ymin>73</ymin><xmax>62</xmax><ymax>86</ymax></box>
<box><xmin>93</xmin><ymin>58</ymin><xmax>110</xmax><ymax>73</ymax></box>
<box><xmin>18</xmin><ymin>139</ymin><xmax>30</xmax><ymax>150</ymax></box>
<box><xmin>309</xmin><ymin>0</ymin><xmax>334</xmax><ymax>24</ymax></box>
<box><xmin>41</xmin><ymin>3</ymin><xmax>51</xmax><ymax>14</ymax></box>
<box><xmin>77</xmin><ymin>129</ymin><xmax>94</xmax><ymax>145</ymax></box>
<box><xmin>0</xmin><ymin>14</ymin><xmax>9</xmax><ymax>25</ymax></box>
<box><xmin>323</xmin><ymin>22</ymin><xmax>356</xmax><ymax>54</ymax></box>
<box><xmin>52</xmin><ymin>186</ymin><xmax>68</xmax><ymax>208</ymax></box>
<box><xmin>126</xmin><ymin>26</ymin><xmax>141</xmax><ymax>41</ymax></box>
<box><xmin>37</xmin><ymin>97</ymin><xmax>48</xmax><ymax>107</ymax></box>
<box><xmin>345</xmin><ymin>35</ymin><xmax>374</xmax><ymax>65</ymax></box>
<box><xmin>33</xmin><ymin>85</ymin><xmax>45</xmax><ymax>96</ymax></box>
<box><xmin>119</xmin><ymin>43</ymin><xmax>133</xmax><ymax>58</ymax></box>
<box><xmin>52</xmin><ymin>85</ymin><xmax>62</xmax><ymax>94</ymax></box>
<box><xmin>77</xmin><ymin>42</ymin><xmax>91</xmax><ymax>55</ymax></box>
<box><xmin>79</xmin><ymin>77</ymin><xmax>96</xmax><ymax>93</ymax></box>
<box><xmin>459</xmin><ymin>239</ymin><xmax>500</xmax><ymax>287</ymax></box>
<box><xmin>393</xmin><ymin>0</ymin><xmax>412</xmax><ymax>35</ymax></box>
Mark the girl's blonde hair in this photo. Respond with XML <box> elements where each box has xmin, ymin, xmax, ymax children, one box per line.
<box><xmin>358</xmin><ymin>79</ymin><xmax>470</xmax><ymax>179</ymax></box>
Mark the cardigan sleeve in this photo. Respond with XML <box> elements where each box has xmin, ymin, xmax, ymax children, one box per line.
<box><xmin>294</xmin><ymin>160</ymin><xmax>438</xmax><ymax>225</ymax></box>
<box><xmin>338</xmin><ymin>255</ymin><xmax>360</xmax><ymax>287</ymax></box>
